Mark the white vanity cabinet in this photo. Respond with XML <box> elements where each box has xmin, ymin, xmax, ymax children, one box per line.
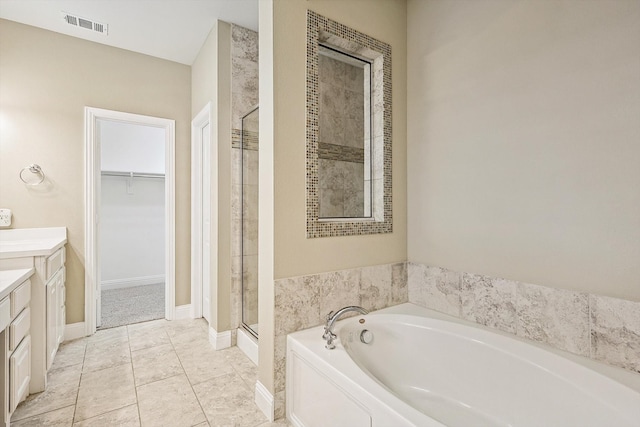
<box><xmin>0</xmin><ymin>269</ymin><xmax>34</xmax><ymax>426</ymax></box>
<box><xmin>45</xmin><ymin>262</ymin><xmax>65</xmax><ymax>369</ymax></box>
<box><xmin>0</xmin><ymin>227</ymin><xmax>67</xmax><ymax>404</ymax></box>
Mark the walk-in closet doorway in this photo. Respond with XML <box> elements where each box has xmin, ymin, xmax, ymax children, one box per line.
<box><xmin>85</xmin><ymin>108</ymin><xmax>176</xmax><ymax>334</ymax></box>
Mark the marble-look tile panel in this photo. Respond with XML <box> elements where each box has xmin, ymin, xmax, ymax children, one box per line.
<box><xmin>274</xmin><ymin>276</ymin><xmax>321</xmax><ymax>336</ymax></box>
<box><xmin>137</xmin><ymin>374</ymin><xmax>206</xmax><ymax>427</ymax></box>
<box><xmin>360</xmin><ymin>264</ymin><xmax>392</xmax><ymax>311</ymax></box>
<box><xmin>391</xmin><ymin>262</ymin><xmax>408</xmax><ymax>305</ymax></box>
<box><xmin>11</xmin><ymin>405</ymin><xmax>75</xmax><ymax>427</ymax></box>
<box><xmin>590</xmin><ymin>295</ymin><xmax>640</xmax><ymax>373</ymax></box>
<box><xmin>318</xmin><ymin>269</ymin><xmax>362</xmax><ymax>317</ymax></box>
<box><xmin>231</xmin><ymin>25</ymin><xmax>258</xmax><ymax>63</ymax></box>
<box><xmin>273</xmin><ymin>335</ymin><xmax>288</xmax><ymax>393</ymax></box>
<box><xmin>517</xmin><ymin>282</ymin><xmax>589</xmax><ymax>356</ymax></box>
<box><xmin>408</xmin><ymin>263</ymin><xmax>461</xmax><ymax>317</ymax></box>
<box><xmin>461</xmin><ymin>273</ymin><xmax>517</xmax><ymax>334</ymax></box>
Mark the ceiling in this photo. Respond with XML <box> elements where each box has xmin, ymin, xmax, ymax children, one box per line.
<box><xmin>0</xmin><ymin>0</ymin><xmax>259</xmax><ymax>65</ymax></box>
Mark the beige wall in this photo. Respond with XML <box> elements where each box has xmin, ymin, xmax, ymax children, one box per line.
<box><xmin>0</xmin><ymin>19</ymin><xmax>192</xmax><ymax>322</ymax></box>
<box><xmin>192</xmin><ymin>21</ymin><xmax>233</xmax><ymax>332</ymax></box>
<box><xmin>258</xmin><ymin>0</ymin><xmax>407</xmax><ymax>395</ymax></box>
<box><xmin>273</xmin><ymin>0</ymin><xmax>408</xmax><ymax>280</ymax></box>
<box><xmin>407</xmin><ymin>0</ymin><xmax>640</xmax><ymax>301</ymax></box>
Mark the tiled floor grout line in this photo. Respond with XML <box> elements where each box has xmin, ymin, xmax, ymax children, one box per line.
<box><xmin>127</xmin><ymin>325</ymin><xmax>144</xmax><ymax>427</ymax></box>
<box><xmin>70</xmin><ymin>341</ymin><xmax>87</xmax><ymax>425</ymax></box>
<box><xmin>12</xmin><ymin>319</ymin><xmax>286</xmax><ymax>427</ymax></box>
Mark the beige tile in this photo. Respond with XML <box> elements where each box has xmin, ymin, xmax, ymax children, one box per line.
<box><xmin>176</xmin><ymin>344</ymin><xmax>234</xmax><ymax>385</ymax></box>
<box><xmin>137</xmin><ymin>374</ymin><xmax>206</xmax><ymax>427</ymax></box>
<box><xmin>132</xmin><ymin>343</ymin><xmax>183</xmax><ymax>386</ymax></box>
<box><xmin>73</xmin><ymin>404</ymin><xmax>140</xmax><ymax>427</ymax></box>
<box><xmin>258</xmin><ymin>419</ymin><xmax>293</xmax><ymax>427</ymax></box>
<box><xmin>48</xmin><ymin>361</ymin><xmax>83</xmax><ymax>388</ymax></box>
<box><xmin>51</xmin><ymin>339</ymin><xmax>87</xmax><ymax>370</ymax></box>
<box><xmin>11</xmin><ymin>378</ymin><xmax>78</xmax><ymax>421</ymax></box>
<box><xmin>11</xmin><ymin>405</ymin><xmax>75</xmax><ymax>426</ymax></box>
<box><xmin>223</xmin><ymin>346</ymin><xmax>258</xmax><ymax>390</ymax></box>
<box><xmin>82</xmin><ymin>340</ymin><xmax>131</xmax><ymax>373</ymax></box>
<box><xmin>75</xmin><ymin>363</ymin><xmax>137</xmax><ymax>421</ymax></box>
<box><xmin>128</xmin><ymin>327</ymin><xmax>171</xmax><ymax>352</ymax></box>
<box><xmin>193</xmin><ymin>372</ymin><xmax>266</xmax><ymax>427</ymax></box>
<box><xmin>88</xmin><ymin>326</ymin><xmax>128</xmax><ymax>347</ymax></box>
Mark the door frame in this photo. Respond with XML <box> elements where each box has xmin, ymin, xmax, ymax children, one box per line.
<box><xmin>84</xmin><ymin>107</ymin><xmax>176</xmax><ymax>336</ymax></box>
<box><xmin>191</xmin><ymin>102</ymin><xmax>216</xmax><ymax>319</ymax></box>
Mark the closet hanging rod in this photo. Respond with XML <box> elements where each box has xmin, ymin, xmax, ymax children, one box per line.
<box><xmin>101</xmin><ymin>170</ymin><xmax>165</xmax><ymax>179</ymax></box>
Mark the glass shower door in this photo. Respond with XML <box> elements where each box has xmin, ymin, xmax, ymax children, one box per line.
<box><xmin>241</xmin><ymin>106</ymin><xmax>259</xmax><ymax>337</ymax></box>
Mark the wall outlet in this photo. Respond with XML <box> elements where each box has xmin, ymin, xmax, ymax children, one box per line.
<box><xmin>0</xmin><ymin>209</ymin><xmax>12</xmax><ymax>227</ymax></box>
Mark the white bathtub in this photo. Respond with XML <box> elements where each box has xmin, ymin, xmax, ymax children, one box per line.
<box><xmin>286</xmin><ymin>303</ymin><xmax>640</xmax><ymax>427</ymax></box>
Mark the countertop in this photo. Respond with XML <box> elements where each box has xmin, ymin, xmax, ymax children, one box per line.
<box><xmin>0</xmin><ymin>268</ymin><xmax>34</xmax><ymax>301</ymax></box>
<box><xmin>0</xmin><ymin>227</ymin><xmax>67</xmax><ymax>259</ymax></box>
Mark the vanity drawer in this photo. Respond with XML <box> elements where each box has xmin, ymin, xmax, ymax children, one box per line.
<box><xmin>46</xmin><ymin>247</ymin><xmax>65</xmax><ymax>280</ymax></box>
<box><xmin>11</xmin><ymin>279</ymin><xmax>31</xmax><ymax>318</ymax></box>
<box><xmin>0</xmin><ymin>296</ymin><xmax>10</xmax><ymax>331</ymax></box>
<box><xmin>10</xmin><ymin>307</ymin><xmax>30</xmax><ymax>351</ymax></box>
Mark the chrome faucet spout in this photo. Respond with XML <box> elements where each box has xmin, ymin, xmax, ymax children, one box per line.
<box><xmin>322</xmin><ymin>306</ymin><xmax>369</xmax><ymax>349</ymax></box>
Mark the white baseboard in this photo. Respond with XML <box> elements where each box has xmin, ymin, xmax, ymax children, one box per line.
<box><xmin>101</xmin><ymin>275</ymin><xmax>165</xmax><ymax>291</ymax></box>
<box><xmin>237</xmin><ymin>328</ymin><xmax>258</xmax><ymax>365</ymax></box>
<box><xmin>64</xmin><ymin>322</ymin><xmax>87</xmax><ymax>342</ymax></box>
<box><xmin>255</xmin><ymin>381</ymin><xmax>275</xmax><ymax>422</ymax></box>
<box><xmin>174</xmin><ymin>304</ymin><xmax>192</xmax><ymax>320</ymax></box>
<box><xmin>209</xmin><ymin>327</ymin><xmax>232</xmax><ymax>350</ymax></box>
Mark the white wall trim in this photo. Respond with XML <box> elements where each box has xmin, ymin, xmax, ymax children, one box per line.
<box><xmin>85</xmin><ymin>107</ymin><xmax>176</xmax><ymax>336</ymax></box>
<box><xmin>101</xmin><ymin>275</ymin><xmax>165</xmax><ymax>291</ymax></box>
<box><xmin>255</xmin><ymin>381</ymin><xmax>275</xmax><ymax>422</ymax></box>
<box><xmin>64</xmin><ymin>322</ymin><xmax>87</xmax><ymax>342</ymax></box>
<box><xmin>190</xmin><ymin>102</ymin><xmax>215</xmax><ymax>321</ymax></box>
<box><xmin>237</xmin><ymin>328</ymin><xmax>259</xmax><ymax>365</ymax></box>
<box><xmin>174</xmin><ymin>304</ymin><xmax>192</xmax><ymax>320</ymax></box>
<box><xmin>208</xmin><ymin>327</ymin><xmax>231</xmax><ymax>350</ymax></box>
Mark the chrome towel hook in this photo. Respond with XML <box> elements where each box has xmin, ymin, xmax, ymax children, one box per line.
<box><xmin>19</xmin><ymin>164</ymin><xmax>46</xmax><ymax>185</ymax></box>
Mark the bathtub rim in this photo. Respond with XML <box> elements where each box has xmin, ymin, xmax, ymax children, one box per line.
<box><xmin>369</xmin><ymin>303</ymin><xmax>640</xmax><ymax>394</ymax></box>
<box><xmin>286</xmin><ymin>302</ymin><xmax>640</xmax><ymax>426</ymax></box>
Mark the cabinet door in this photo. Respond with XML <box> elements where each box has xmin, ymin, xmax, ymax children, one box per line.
<box><xmin>10</xmin><ymin>335</ymin><xmax>31</xmax><ymax>413</ymax></box>
<box><xmin>56</xmin><ymin>272</ymin><xmax>65</xmax><ymax>345</ymax></box>
<box><xmin>46</xmin><ymin>277</ymin><xmax>57</xmax><ymax>370</ymax></box>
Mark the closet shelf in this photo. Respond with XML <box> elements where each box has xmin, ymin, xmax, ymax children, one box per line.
<box><xmin>101</xmin><ymin>171</ymin><xmax>165</xmax><ymax>179</ymax></box>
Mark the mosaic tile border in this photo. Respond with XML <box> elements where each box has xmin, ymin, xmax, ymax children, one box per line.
<box><xmin>318</xmin><ymin>142</ymin><xmax>364</xmax><ymax>163</ymax></box>
<box><xmin>231</xmin><ymin>129</ymin><xmax>259</xmax><ymax>151</ymax></box>
<box><xmin>306</xmin><ymin>10</ymin><xmax>393</xmax><ymax>238</ymax></box>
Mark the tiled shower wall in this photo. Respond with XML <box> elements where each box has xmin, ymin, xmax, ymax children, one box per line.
<box><xmin>272</xmin><ymin>262</ymin><xmax>408</xmax><ymax>418</ymax></box>
<box><xmin>318</xmin><ymin>53</ymin><xmax>366</xmax><ymax>218</ymax></box>
<box><xmin>230</xmin><ymin>24</ymin><xmax>259</xmax><ymax>341</ymax></box>
<box><xmin>408</xmin><ymin>262</ymin><xmax>640</xmax><ymax>374</ymax></box>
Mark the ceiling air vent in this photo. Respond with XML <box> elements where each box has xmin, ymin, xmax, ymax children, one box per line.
<box><xmin>62</xmin><ymin>12</ymin><xmax>108</xmax><ymax>35</ymax></box>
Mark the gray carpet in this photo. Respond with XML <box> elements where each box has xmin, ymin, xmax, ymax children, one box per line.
<box><xmin>99</xmin><ymin>283</ymin><xmax>165</xmax><ymax>329</ymax></box>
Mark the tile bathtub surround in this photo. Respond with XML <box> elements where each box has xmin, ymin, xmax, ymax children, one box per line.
<box><xmin>10</xmin><ymin>318</ymin><xmax>289</xmax><ymax>427</ymax></box>
<box><xmin>408</xmin><ymin>262</ymin><xmax>639</xmax><ymax>373</ymax></box>
<box><xmin>272</xmin><ymin>262</ymin><xmax>408</xmax><ymax>414</ymax></box>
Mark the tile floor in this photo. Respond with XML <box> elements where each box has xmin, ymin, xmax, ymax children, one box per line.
<box><xmin>10</xmin><ymin>318</ymin><xmax>291</xmax><ymax>427</ymax></box>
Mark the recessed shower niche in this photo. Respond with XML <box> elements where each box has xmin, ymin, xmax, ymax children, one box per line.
<box><xmin>306</xmin><ymin>10</ymin><xmax>393</xmax><ymax>238</ymax></box>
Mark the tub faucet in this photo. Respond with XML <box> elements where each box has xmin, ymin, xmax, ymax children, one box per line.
<box><xmin>323</xmin><ymin>306</ymin><xmax>369</xmax><ymax>349</ymax></box>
